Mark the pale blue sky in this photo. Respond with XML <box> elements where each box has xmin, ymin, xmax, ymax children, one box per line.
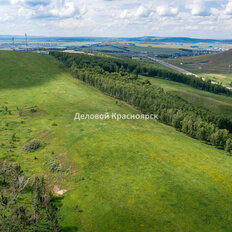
<box><xmin>0</xmin><ymin>0</ymin><xmax>232</xmax><ymax>38</ymax></box>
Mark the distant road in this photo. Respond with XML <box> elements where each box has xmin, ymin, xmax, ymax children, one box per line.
<box><xmin>146</xmin><ymin>56</ymin><xmax>232</xmax><ymax>90</ymax></box>
<box><xmin>147</xmin><ymin>56</ymin><xmax>199</xmax><ymax>77</ymax></box>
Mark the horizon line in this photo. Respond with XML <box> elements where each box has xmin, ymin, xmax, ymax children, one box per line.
<box><xmin>0</xmin><ymin>35</ymin><xmax>232</xmax><ymax>41</ymax></box>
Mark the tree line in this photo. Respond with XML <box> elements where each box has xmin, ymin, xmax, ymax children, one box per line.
<box><xmin>50</xmin><ymin>51</ymin><xmax>231</xmax><ymax>96</ymax></box>
<box><xmin>50</xmin><ymin>51</ymin><xmax>232</xmax><ymax>153</ymax></box>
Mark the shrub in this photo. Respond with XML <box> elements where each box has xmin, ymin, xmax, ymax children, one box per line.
<box><xmin>11</xmin><ymin>133</ymin><xmax>16</xmax><ymax>141</ymax></box>
<box><xmin>30</xmin><ymin>108</ymin><xmax>37</xmax><ymax>113</ymax></box>
<box><xmin>16</xmin><ymin>106</ymin><xmax>23</xmax><ymax>116</ymax></box>
<box><xmin>22</xmin><ymin>139</ymin><xmax>41</xmax><ymax>152</ymax></box>
<box><xmin>45</xmin><ymin>160</ymin><xmax>69</xmax><ymax>173</ymax></box>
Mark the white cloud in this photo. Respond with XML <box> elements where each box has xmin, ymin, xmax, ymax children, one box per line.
<box><xmin>11</xmin><ymin>0</ymin><xmax>49</xmax><ymax>5</ymax></box>
<box><xmin>225</xmin><ymin>0</ymin><xmax>232</xmax><ymax>15</ymax></box>
<box><xmin>18</xmin><ymin>6</ymin><xmax>35</xmax><ymax>18</ymax></box>
<box><xmin>0</xmin><ymin>0</ymin><xmax>231</xmax><ymax>38</ymax></box>
<box><xmin>120</xmin><ymin>10</ymin><xmax>129</xmax><ymax>19</ymax></box>
<box><xmin>135</xmin><ymin>6</ymin><xmax>151</xmax><ymax>18</ymax></box>
<box><xmin>119</xmin><ymin>5</ymin><xmax>151</xmax><ymax>19</ymax></box>
<box><xmin>10</xmin><ymin>0</ymin><xmax>84</xmax><ymax>19</ymax></box>
<box><xmin>55</xmin><ymin>18</ymin><xmax>80</xmax><ymax>28</ymax></box>
<box><xmin>186</xmin><ymin>0</ymin><xmax>211</xmax><ymax>16</ymax></box>
<box><xmin>49</xmin><ymin>1</ymin><xmax>76</xmax><ymax>18</ymax></box>
<box><xmin>183</xmin><ymin>25</ymin><xmax>199</xmax><ymax>30</ymax></box>
<box><xmin>0</xmin><ymin>14</ymin><xmax>13</xmax><ymax>22</ymax></box>
<box><xmin>156</xmin><ymin>5</ymin><xmax>179</xmax><ymax>16</ymax></box>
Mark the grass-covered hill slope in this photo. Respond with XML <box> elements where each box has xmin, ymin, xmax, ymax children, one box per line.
<box><xmin>168</xmin><ymin>49</ymin><xmax>232</xmax><ymax>86</ymax></box>
<box><xmin>140</xmin><ymin>75</ymin><xmax>232</xmax><ymax>117</ymax></box>
<box><xmin>169</xmin><ymin>49</ymin><xmax>232</xmax><ymax>74</ymax></box>
<box><xmin>1</xmin><ymin>51</ymin><xmax>232</xmax><ymax>231</ymax></box>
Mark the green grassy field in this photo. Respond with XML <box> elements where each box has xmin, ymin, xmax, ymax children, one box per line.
<box><xmin>140</xmin><ymin>76</ymin><xmax>232</xmax><ymax>117</ymax></box>
<box><xmin>1</xmin><ymin>51</ymin><xmax>232</xmax><ymax>232</ymax></box>
<box><xmin>168</xmin><ymin>49</ymin><xmax>232</xmax><ymax>86</ymax></box>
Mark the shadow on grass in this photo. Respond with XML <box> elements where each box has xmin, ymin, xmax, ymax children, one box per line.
<box><xmin>52</xmin><ymin>196</ymin><xmax>80</xmax><ymax>231</ymax></box>
<box><xmin>0</xmin><ymin>51</ymin><xmax>64</xmax><ymax>90</ymax></box>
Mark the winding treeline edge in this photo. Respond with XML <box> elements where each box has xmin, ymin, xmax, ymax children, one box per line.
<box><xmin>50</xmin><ymin>51</ymin><xmax>232</xmax><ymax>154</ymax></box>
<box><xmin>53</xmin><ymin>51</ymin><xmax>231</xmax><ymax>95</ymax></box>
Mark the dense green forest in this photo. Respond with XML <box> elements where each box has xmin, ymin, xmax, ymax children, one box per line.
<box><xmin>50</xmin><ymin>51</ymin><xmax>232</xmax><ymax>153</ymax></box>
<box><xmin>0</xmin><ymin>161</ymin><xmax>61</xmax><ymax>232</ymax></box>
<box><xmin>51</xmin><ymin>51</ymin><xmax>231</xmax><ymax>95</ymax></box>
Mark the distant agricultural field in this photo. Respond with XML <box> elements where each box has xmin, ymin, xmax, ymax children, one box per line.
<box><xmin>168</xmin><ymin>49</ymin><xmax>232</xmax><ymax>86</ymax></box>
<box><xmin>80</xmin><ymin>43</ymin><xmax>185</xmax><ymax>55</ymax></box>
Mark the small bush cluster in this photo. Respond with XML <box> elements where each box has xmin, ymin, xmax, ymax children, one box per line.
<box><xmin>30</xmin><ymin>108</ymin><xmax>37</xmax><ymax>113</ymax></box>
<box><xmin>0</xmin><ymin>106</ymin><xmax>11</xmax><ymax>115</ymax></box>
<box><xmin>22</xmin><ymin>139</ymin><xmax>41</xmax><ymax>152</ymax></box>
<box><xmin>46</xmin><ymin>160</ymin><xmax>69</xmax><ymax>173</ymax></box>
<box><xmin>16</xmin><ymin>106</ymin><xmax>23</xmax><ymax>116</ymax></box>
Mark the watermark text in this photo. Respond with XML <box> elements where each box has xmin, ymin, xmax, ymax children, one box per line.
<box><xmin>74</xmin><ymin>113</ymin><xmax>158</xmax><ymax>121</ymax></box>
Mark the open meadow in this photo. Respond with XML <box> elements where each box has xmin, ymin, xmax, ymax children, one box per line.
<box><xmin>140</xmin><ymin>76</ymin><xmax>232</xmax><ymax>117</ymax></box>
<box><xmin>1</xmin><ymin>51</ymin><xmax>232</xmax><ymax>231</ymax></box>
